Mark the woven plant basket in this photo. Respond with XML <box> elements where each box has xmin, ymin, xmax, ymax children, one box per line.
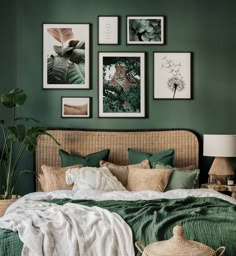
<box><xmin>135</xmin><ymin>225</ymin><xmax>225</xmax><ymax>256</ymax></box>
<box><xmin>0</xmin><ymin>195</ymin><xmax>20</xmax><ymax>217</ymax></box>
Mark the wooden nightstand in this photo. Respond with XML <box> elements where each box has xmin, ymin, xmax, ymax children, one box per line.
<box><xmin>201</xmin><ymin>184</ymin><xmax>236</xmax><ymax>199</ymax></box>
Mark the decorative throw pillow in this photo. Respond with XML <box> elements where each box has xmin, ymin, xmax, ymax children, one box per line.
<box><xmin>40</xmin><ymin>164</ymin><xmax>83</xmax><ymax>192</ymax></box>
<box><xmin>99</xmin><ymin>159</ymin><xmax>150</xmax><ymax>186</ymax></box>
<box><xmin>66</xmin><ymin>166</ymin><xmax>127</xmax><ymax>192</ymax></box>
<box><xmin>154</xmin><ymin>162</ymin><xmax>199</xmax><ymax>191</ymax></box>
<box><xmin>127</xmin><ymin>167</ymin><xmax>172</xmax><ymax>192</ymax></box>
<box><xmin>59</xmin><ymin>149</ymin><xmax>110</xmax><ymax>167</ymax></box>
<box><xmin>128</xmin><ymin>148</ymin><xmax>175</xmax><ymax>167</ymax></box>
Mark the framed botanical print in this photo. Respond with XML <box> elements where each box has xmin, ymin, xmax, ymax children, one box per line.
<box><xmin>127</xmin><ymin>16</ymin><xmax>164</xmax><ymax>45</ymax></box>
<box><xmin>98</xmin><ymin>52</ymin><xmax>145</xmax><ymax>118</ymax></box>
<box><xmin>43</xmin><ymin>23</ymin><xmax>90</xmax><ymax>89</ymax></box>
<box><xmin>98</xmin><ymin>16</ymin><xmax>119</xmax><ymax>45</ymax></box>
<box><xmin>61</xmin><ymin>97</ymin><xmax>91</xmax><ymax>118</ymax></box>
<box><xmin>153</xmin><ymin>52</ymin><xmax>192</xmax><ymax>99</ymax></box>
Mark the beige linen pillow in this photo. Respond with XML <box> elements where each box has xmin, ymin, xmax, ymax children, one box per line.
<box><xmin>100</xmin><ymin>159</ymin><xmax>150</xmax><ymax>186</ymax></box>
<box><xmin>127</xmin><ymin>168</ymin><xmax>172</xmax><ymax>192</ymax></box>
<box><xmin>40</xmin><ymin>164</ymin><xmax>83</xmax><ymax>192</ymax></box>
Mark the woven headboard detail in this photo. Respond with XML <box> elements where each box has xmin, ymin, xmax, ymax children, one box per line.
<box><xmin>36</xmin><ymin>129</ymin><xmax>199</xmax><ymax>191</ymax></box>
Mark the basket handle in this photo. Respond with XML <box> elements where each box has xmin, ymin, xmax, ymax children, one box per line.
<box><xmin>135</xmin><ymin>241</ymin><xmax>145</xmax><ymax>253</ymax></box>
<box><xmin>215</xmin><ymin>246</ymin><xmax>226</xmax><ymax>256</ymax></box>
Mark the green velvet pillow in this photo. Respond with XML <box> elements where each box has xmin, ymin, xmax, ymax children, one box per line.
<box><xmin>154</xmin><ymin>162</ymin><xmax>199</xmax><ymax>191</ymax></box>
<box><xmin>59</xmin><ymin>149</ymin><xmax>110</xmax><ymax>167</ymax></box>
<box><xmin>128</xmin><ymin>148</ymin><xmax>175</xmax><ymax>167</ymax></box>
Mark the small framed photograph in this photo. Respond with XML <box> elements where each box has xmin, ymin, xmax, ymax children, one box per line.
<box><xmin>98</xmin><ymin>16</ymin><xmax>119</xmax><ymax>45</ymax></box>
<box><xmin>153</xmin><ymin>52</ymin><xmax>192</xmax><ymax>99</ymax></box>
<box><xmin>61</xmin><ymin>97</ymin><xmax>91</xmax><ymax>118</ymax></box>
<box><xmin>43</xmin><ymin>23</ymin><xmax>90</xmax><ymax>89</ymax></box>
<box><xmin>98</xmin><ymin>52</ymin><xmax>145</xmax><ymax>118</ymax></box>
<box><xmin>127</xmin><ymin>16</ymin><xmax>164</xmax><ymax>45</ymax></box>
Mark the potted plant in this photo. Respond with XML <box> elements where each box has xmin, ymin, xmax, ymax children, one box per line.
<box><xmin>0</xmin><ymin>88</ymin><xmax>59</xmax><ymax>215</ymax></box>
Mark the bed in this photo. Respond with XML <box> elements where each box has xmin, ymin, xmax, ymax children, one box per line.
<box><xmin>0</xmin><ymin>129</ymin><xmax>236</xmax><ymax>256</ymax></box>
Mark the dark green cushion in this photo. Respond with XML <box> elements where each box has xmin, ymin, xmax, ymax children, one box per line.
<box><xmin>128</xmin><ymin>148</ymin><xmax>175</xmax><ymax>167</ymax></box>
<box><xmin>59</xmin><ymin>149</ymin><xmax>110</xmax><ymax>167</ymax></box>
<box><xmin>154</xmin><ymin>162</ymin><xmax>199</xmax><ymax>191</ymax></box>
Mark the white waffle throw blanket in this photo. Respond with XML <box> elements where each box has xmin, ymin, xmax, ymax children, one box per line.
<box><xmin>0</xmin><ymin>200</ymin><xmax>134</xmax><ymax>256</ymax></box>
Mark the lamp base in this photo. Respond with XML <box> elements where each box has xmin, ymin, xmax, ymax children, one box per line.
<box><xmin>208</xmin><ymin>157</ymin><xmax>235</xmax><ymax>185</ymax></box>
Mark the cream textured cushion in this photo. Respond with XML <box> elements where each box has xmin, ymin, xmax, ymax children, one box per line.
<box><xmin>40</xmin><ymin>164</ymin><xmax>83</xmax><ymax>192</ymax></box>
<box><xmin>100</xmin><ymin>159</ymin><xmax>150</xmax><ymax>186</ymax></box>
<box><xmin>127</xmin><ymin>168</ymin><xmax>172</xmax><ymax>192</ymax></box>
<box><xmin>66</xmin><ymin>166</ymin><xmax>127</xmax><ymax>192</ymax></box>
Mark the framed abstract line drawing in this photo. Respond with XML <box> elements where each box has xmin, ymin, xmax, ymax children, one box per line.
<box><xmin>43</xmin><ymin>23</ymin><xmax>90</xmax><ymax>89</ymax></box>
<box><xmin>61</xmin><ymin>97</ymin><xmax>91</xmax><ymax>118</ymax></box>
<box><xmin>153</xmin><ymin>52</ymin><xmax>192</xmax><ymax>99</ymax></box>
<box><xmin>98</xmin><ymin>16</ymin><xmax>119</xmax><ymax>45</ymax></box>
<box><xmin>98</xmin><ymin>52</ymin><xmax>145</xmax><ymax>118</ymax></box>
<box><xmin>127</xmin><ymin>16</ymin><xmax>164</xmax><ymax>45</ymax></box>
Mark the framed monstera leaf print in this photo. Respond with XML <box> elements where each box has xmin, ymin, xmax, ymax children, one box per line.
<box><xmin>98</xmin><ymin>52</ymin><xmax>145</xmax><ymax>118</ymax></box>
<box><xmin>43</xmin><ymin>24</ymin><xmax>90</xmax><ymax>89</ymax></box>
<box><xmin>153</xmin><ymin>52</ymin><xmax>192</xmax><ymax>99</ymax></box>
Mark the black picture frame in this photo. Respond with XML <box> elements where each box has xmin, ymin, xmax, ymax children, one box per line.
<box><xmin>43</xmin><ymin>23</ymin><xmax>90</xmax><ymax>89</ymax></box>
<box><xmin>98</xmin><ymin>51</ymin><xmax>146</xmax><ymax>118</ymax></box>
<box><xmin>98</xmin><ymin>16</ymin><xmax>119</xmax><ymax>45</ymax></box>
<box><xmin>61</xmin><ymin>96</ymin><xmax>91</xmax><ymax>118</ymax></box>
<box><xmin>126</xmin><ymin>16</ymin><xmax>165</xmax><ymax>45</ymax></box>
<box><xmin>153</xmin><ymin>52</ymin><xmax>192</xmax><ymax>99</ymax></box>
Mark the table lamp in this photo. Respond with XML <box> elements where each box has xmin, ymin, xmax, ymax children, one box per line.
<box><xmin>203</xmin><ymin>134</ymin><xmax>236</xmax><ymax>184</ymax></box>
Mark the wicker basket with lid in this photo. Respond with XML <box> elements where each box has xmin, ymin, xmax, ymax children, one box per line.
<box><xmin>135</xmin><ymin>225</ymin><xmax>225</xmax><ymax>256</ymax></box>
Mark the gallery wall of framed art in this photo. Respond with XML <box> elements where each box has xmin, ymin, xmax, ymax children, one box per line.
<box><xmin>42</xmin><ymin>15</ymin><xmax>192</xmax><ymax>119</ymax></box>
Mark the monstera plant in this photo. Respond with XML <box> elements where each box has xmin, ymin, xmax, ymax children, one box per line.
<box><xmin>46</xmin><ymin>28</ymin><xmax>85</xmax><ymax>84</ymax></box>
<box><xmin>0</xmin><ymin>88</ymin><xmax>59</xmax><ymax>200</ymax></box>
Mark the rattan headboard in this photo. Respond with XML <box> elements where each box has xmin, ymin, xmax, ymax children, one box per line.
<box><xmin>35</xmin><ymin>129</ymin><xmax>199</xmax><ymax>191</ymax></box>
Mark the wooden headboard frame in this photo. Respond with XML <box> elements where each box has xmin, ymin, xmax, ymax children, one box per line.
<box><xmin>35</xmin><ymin>129</ymin><xmax>199</xmax><ymax>191</ymax></box>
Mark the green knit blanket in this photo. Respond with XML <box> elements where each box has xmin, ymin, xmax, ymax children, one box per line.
<box><xmin>1</xmin><ymin>196</ymin><xmax>236</xmax><ymax>255</ymax></box>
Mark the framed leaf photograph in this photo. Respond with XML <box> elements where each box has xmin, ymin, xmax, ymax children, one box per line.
<box><xmin>127</xmin><ymin>16</ymin><xmax>164</xmax><ymax>45</ymax></box>
<box><xmin>43</xmin><ymin>24</ymin><xmax>90</xmax><ymax>89</ymax></box>
<box><xmin>98</xmin><ymin>52</ymin><xmax>145</xmax><ymax>118</ymax></box>
<box><xmin>153</xmin><ymin>52</ymin><xmax>192</xmax><ymax>99</ymax></box>
<box><xmin>61</xmin><ymin>97</ymin><xmax>91</xmax><ymax>118</ymax></box>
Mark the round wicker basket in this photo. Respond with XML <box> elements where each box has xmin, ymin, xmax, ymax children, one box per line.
<box><xmin>135</xmin><ymin>225</ymin><xmax>225</xmax><ymax>256</ymax></box>
<box><xmin>0</xmin><ymin>195</ymin><xmax>20</xmax><ymax>217</ymax></box>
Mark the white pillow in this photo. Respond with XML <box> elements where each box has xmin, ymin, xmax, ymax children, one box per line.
<box><xmin>65</xmin><ymin>166</ymin><xmax>127</xmax><ymax>191</ymax></box>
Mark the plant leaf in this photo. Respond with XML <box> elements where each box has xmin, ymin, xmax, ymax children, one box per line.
<box><xmin>66</xmin><ymin>63</ymin><xmax>85</xmax><ymax>84</ymax></box>
<box><xmin>8</xmin><ymin>125</ymin><xmax>26</xmax><ymax>142</ymax></box>
<box><xmin>47</xmin><ymin>56</ymin><xmax>68</xmax><ymax>84</ymax></box>
<box><xmin>69</xmin><ymin>49</ymin><xmax>85</xmax><ymax>64</ymax></box>
<box><xmin>15</xmin><ymin>117</ymin><xmax>39</xmax><ymax>123</ymax></box>
<box><xmin>47</xmin><ymin>28</ymin><xmax>74</xmax><ymax>45</ymax></box>
<box><xmin>0</xmin><ymin>88</ymin><xmax>27</xmax><ymax>108</ymax></box>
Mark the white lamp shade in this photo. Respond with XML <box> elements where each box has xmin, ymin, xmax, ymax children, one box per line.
<box><xmin>203</xmin><ymin>134</ymin><xmax>236</xmax><ymax>157</ymax></box>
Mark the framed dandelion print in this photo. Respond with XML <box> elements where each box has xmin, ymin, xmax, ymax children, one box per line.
<box><xmin>43</xmin><ymin>23</ymin><xmax>90</xmax><ymax>89</ymax></box>
<box><xmin>127</xmin><ymin>16</ymin><xmax>164</xmax><ymax>45</ymax></box>
<box><xmin>153</xmin><ymin>52</ymin><xmax>192</xmax><ymax>99</ymax></box>
<box><xmin>61</xmin><ymin>97</ymin><xmax>91</xmax><ymax>118</ymax></box>
<box><xmin>98</xmin><ymin>52</ymin><xmax>145</xmax><ymax>118</ymax></box>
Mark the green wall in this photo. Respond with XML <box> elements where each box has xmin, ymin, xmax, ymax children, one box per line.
<box><xmin>1</xmin><ymin>0</ymin><xmax>236</xmax><ymax>194</ymax></box>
